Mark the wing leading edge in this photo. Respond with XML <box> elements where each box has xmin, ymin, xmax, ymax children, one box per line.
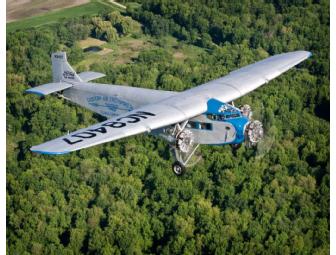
<box><xmin>185</xmin><ymin>50</ymin><xmax>312</xmax><ymax>102</ymax></box>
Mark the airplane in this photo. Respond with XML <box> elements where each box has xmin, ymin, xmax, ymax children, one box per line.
<box><xmin>26</xmin><ymin>50</ymin><xmax>312</xmax><ymax>175</ymax></box>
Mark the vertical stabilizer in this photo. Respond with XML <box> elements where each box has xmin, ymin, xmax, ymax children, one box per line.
<box><xmin>51</xmin><ymin>52</ymin><xmax>82</xmax><ymax>82</ymax></box>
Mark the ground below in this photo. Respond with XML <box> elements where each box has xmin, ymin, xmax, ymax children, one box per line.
<box><xmin>7</xmin><ymin>0</ymin><xmax>89</xmax><ymax>22</ymax></box>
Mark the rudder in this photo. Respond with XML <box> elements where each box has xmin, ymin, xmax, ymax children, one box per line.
<box><xmin>51</xmin><ymin>52</ymin><xmax>82</xmax><ymax>82</ymax></box>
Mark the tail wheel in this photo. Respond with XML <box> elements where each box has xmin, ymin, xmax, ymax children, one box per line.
<box><xmin>172</xmin><ymin>161</ymin><xmax>185</xmax><ymax>176</ymax></box>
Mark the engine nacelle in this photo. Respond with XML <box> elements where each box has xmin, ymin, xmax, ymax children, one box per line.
<box><xmin>176</xmin><ymin>129</ymin><xmax>194</xmax><ymax>153</ymax></box>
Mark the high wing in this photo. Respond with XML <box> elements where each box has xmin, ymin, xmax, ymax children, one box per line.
<box><xmin>31</xmin><ymin>51</ymin><xmax>311</xmax><ymax>154</ymax></box>
<box><xmin>184</xmin><ymin>50</ymin><xmax>312</xmax><ymax>102</ymax></box>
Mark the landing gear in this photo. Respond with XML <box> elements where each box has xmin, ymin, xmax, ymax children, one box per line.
<box><xmin>164</xmin><ymin>121</ymin><xmax>201</xmax><ymax>175</ymax></box>
<box><xmin>172</xmin><ymin>161</ymin><xmax>185</xmax><ymax>176</ymax></box>
<box><xmin>230</xmin><ymin>143</ymin><xmax>242</xmax><ymax>150</ymax></box>
<box><xmin>173</xmin><ymin>143</ymin><xmax>200</xmax><ymax>169</ymax></box>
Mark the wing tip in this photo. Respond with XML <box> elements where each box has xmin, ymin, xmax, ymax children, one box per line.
<box><xmin>25</xmin><ymin>89</ymin><xmax>46</xmax><ymax>97</ymax></box>
<box><xmin>31</xmin><ymin>148</ymin><xmax>70</xmax><ymax>155</ymax></box>
<box><xmin>300</xmin><ymin>50</ymin><xmax>312</xmax><ymax>59</ymax></box>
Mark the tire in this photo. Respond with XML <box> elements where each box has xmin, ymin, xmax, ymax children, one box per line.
<box><xmin>172</xmin><ymin>161</ymin><xmax>185</xmax><ymax>176</ymax></box>
<box><xmin>230</xmin><ymin>143</ymin><xmax>242</xmax><ymax>150</ymax></box>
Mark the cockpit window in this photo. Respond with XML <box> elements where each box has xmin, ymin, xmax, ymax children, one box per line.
<box><xmin>207</xmin><ymin>113</ymin><xmax>240</xmax><ymax>120</ymax></box>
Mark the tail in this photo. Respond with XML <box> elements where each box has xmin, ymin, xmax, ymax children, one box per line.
<box><xmin>51</xmin><ymin>52</ymin><xmax>82</xmax><ymax>82</ymax></box>
<box><xmin>26</xmin><ymin>52</ymin><xmax>105</xmax><ymax>96</ymax></box>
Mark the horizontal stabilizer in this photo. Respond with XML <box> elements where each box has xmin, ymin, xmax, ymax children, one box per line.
<box><xmin>26</xmin><ymin>82</ymin><xmax>73</xmax><ymax>96</ymax></box>
<box><xmin>78</xmin><ymin>71</ymin><xmax>105</xmax><ymax>82</ymax></box>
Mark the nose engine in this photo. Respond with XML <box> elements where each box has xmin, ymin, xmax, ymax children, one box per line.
<box><xmin>240</xmin><ymin>104</ymin><xmax>264</xmax><ymax>147</ymax></box>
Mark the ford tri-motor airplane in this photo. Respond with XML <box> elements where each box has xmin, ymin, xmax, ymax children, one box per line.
<box><xmin>27</xmin><ymin>51</ymin><xmax>311</xmax><ymax>175</ymax></box>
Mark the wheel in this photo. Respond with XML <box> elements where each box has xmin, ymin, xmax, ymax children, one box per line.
<box><xmin>172</xmin><ymin>161</ymin><xmax>185</xmax><ymax>176</ymax></box>
<box><xmin>230</xmin><ymin>143</ymin><xmax>242</xmax><ymax>150</ymax></box>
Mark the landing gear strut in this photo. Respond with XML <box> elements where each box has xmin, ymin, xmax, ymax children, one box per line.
<box><xmin>166</xmin><ymin>121</ymin><xmax>201</xmax><ymax>175</ymax></box>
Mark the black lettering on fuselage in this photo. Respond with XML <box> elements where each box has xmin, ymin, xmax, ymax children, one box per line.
<box><xmin>63</xmin><ymin>111</ymin><xmax>156</xmax><ymax>146</ymax></box>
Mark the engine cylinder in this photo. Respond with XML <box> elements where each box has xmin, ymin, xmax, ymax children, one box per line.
<box><xmin>176</xmin><ymin>129</ymin><xmax>194</xmax><ymax>153</ymax></box>
<box><xmin>240</xmin><ymin>104</ymin><xmax>253</xmax><ymax>119</ymax></box>
<box><xmin>245</xmin><ymin>120</ymin><xmax>264</xmax><ymax>146</ymax></box>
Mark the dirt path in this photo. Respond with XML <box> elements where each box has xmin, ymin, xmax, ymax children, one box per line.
<box><xmin>7</xmin><ymin>0</ymin><xmax>89</xmax><ymax>22</ymax></box>
<box><xmin>109</xmin><ymin>0</ymin><xmax>126</xmax><ymax>9</ymax></box>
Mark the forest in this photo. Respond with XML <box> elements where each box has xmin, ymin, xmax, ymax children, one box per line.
<box><xmin>6</xmin><ymin>0</ymin><xmax>329</xmax><ymax>254</ymax></box>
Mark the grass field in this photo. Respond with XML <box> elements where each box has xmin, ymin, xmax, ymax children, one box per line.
<box><xmin>7</xmin><ymin>0</ymin><xmax>205</xmax><ymax>70</ymax></box>
<box><xmin>75</xmin><ymin>34</ymin><xmax>206</xmax><ymax>70</ymax></box>
<box><xmin>7</xmin><ymin>0</ymin><xmax>90</xmax><ymax>22</ymax></box>
<box><xmin>6</xmin><ymin>0</ymin><xmax>123</xmax><ymax>33</ymax></box>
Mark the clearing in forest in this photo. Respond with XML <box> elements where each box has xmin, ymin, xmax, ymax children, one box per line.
<box><xmin>77</xmin><ymin>36</ymin><xmax>154</xmax><ymax>67</ymax></box>
<box><xmin>76</xmin><ymin>34</ymin><xmax>206</xmax><ymax>69</ymax></box>
<box><xmin>78</xmin><ymin>37</ymin><xmax>107</xmax><ymax>48</ymax></box>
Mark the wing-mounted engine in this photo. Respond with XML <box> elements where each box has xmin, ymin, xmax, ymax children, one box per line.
<box><xmin>156</xmin><ymin>121</ymin><xmax>201</xmax><ymax>175</ymax></box>
<box><xmin>176</xmin><ymin>129</ymin><xmax>194</xmax><ymax>153</ymax></box>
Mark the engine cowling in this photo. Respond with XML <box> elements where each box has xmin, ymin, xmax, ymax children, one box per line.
<box><xmin>239</xmin><ymin>104</ymin><xmax>264</xmax><ymax>147</ymax></box>
<box><xmin>240</xmin><ymin>104</ymin><xmax>253</xmax><ymax>119</ymax></box>
<box><xmin>176</xmin><ymin>129</ymin><xmax>194</xmax><ymax>153</ymax></box>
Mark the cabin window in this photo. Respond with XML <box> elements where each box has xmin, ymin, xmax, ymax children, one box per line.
<box><xmin>219</xmin><ymin>115</ymin><xmax>226</xmax><ymax>121</ymax></box>
<box><xmin>207</xmin><ymin>114</ymin><xmax>218</xmax><ymax>120</ymax></box>
<box><xmin>188</xmin><ymin>121</ymin><xmax>212</xmax><ymax>130</ymax></box>
<box><xmin>187</xmin><ymin>121</ymin><xmax>198</xmax><ymax>129</ymax></box>
<box><xmin>200</xmin><ymin>122</ymin><xmax>212</xmax><ymax>130</ymax></box>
